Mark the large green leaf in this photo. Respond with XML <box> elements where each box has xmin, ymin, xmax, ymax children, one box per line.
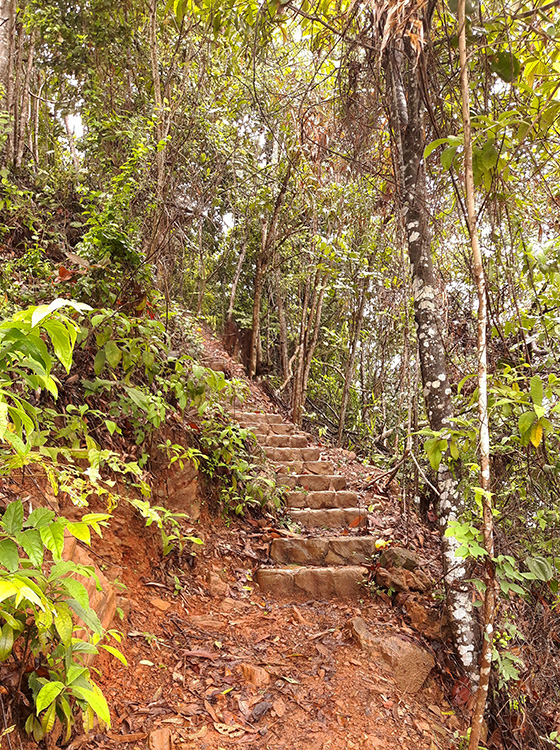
<box><xmin>15</xmin><ymin>529</ymin><xmax>43</xmax><ymax>567</ymax></box>
<box><xmin>104</xmin><ymin>340</ymin><xmax>122</xmax><ymax>369</ymax></box>
<box><xmin>0</xmin><ymin>539</ymin><xmax>19</xmax><ymax>572</ymax></box>
<box><xmin>0</xmin><ymin>580</ymin><xmax>18</xmax><ymax>603</ymax></box>
<box><xmin>35</xmin><ymin>681</ymin><xmax>65</xmax><ymax>714</ymax></box>
<box><xmin>530</xmin><ymin>375</ymin><xmax>543</xmax><ymax>407</ymax></box>
<box><xmin>67</xmin><ymin>598</ymin><xmax>103</xmax><ymax>635</ymax></box>
<box><xmin>0</xmin><ymin>622</ymin><xmax>14</xmax><ymax>661</ymax></box>
<box><xmin>24</xmin><ymin>507</ymin><xmax>55</xmax><ymax>529</ymax></box>
<box><xmin>71</xmin><ymin>685</ymin><xmax>111</xmax><ymax>726</ymax></box>
<box><xmin>1</xmin><ymin>500</ymin><xmax>24</xmax><ymax>534</ymax></box>
<box><xmin>40</xmin><ymin>521</ymin><xmax>65</xmax><ymax>561</ymax></box>
<box><xmin>54</xmin><ymin>604</ymin><xmax>74</xmax><ymax>647</ymax></box>
<box><xmin>526</xmin><ymin>555</ymin><xmax>554</xmax><ymax>582</ymax></box>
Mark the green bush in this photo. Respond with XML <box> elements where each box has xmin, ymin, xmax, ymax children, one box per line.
<box><xmin>0</xmin><ymin>500</ymin><xmax>124</xmax><ymax>742</ymax></box>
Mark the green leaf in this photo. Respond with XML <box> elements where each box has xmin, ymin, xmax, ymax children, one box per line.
<box><xmin>0</xmin><ymin>623</ymin><xmax>14</xmax><ymax>661</ymax></box>
<box><xmin>59</xmin><ymin>578</ymin><xmax>90</xmax><ymax>609</ymax></box>
<box><xmin>530</xmin><ymin>375</ymin><xmax>543</xmax><ymax>407</ymax></box>
<box><xmin>71</xmin><ymin>685</ymin><xmax>111</xmax><ymax>726</ymax></box>
<box><xmin>94</xmin><ymin>349</ymin><xmax>106</xmax><ymax>376</ymax></box>
<box><xmin>24</xmin><ymin>507</ymin><xmax>55</xmax><ymax>529</ymax></box>
<box><xmin>441</xmin><ymin>145</ymin><xmax>458</xmax><ymax>170</ymax></box>
<box><xmin>35</xmin><ymin>681</ymin><xmax>65</xmax><ymax>714</ymax></box>
<box><xmin>526</xmin><ymin>555</ymin><xmax>554</xmax><ymax>582</ymax></box>
<box><xmin>67</xmin><ymin>599</ymin><xmax>103</xmax><ymax>635</ymax></box>
<box><xmin>1</xmin><ymin>499</ymin><xmax>24</xmax><ymax>534</ymax></box>
<box><xmin>490</xmin><ymin>50</ymin><xmax>521</xmax><ymax>82</ymax></box>
<box><xmin>100</xmin><ymin>644</ymin><xmax>128</xmax><ymax>666</ymax></box>
<box><xmin>66</xmin><ymin>522</ymin><xmax>91</xmax><ymax>545</ymax></box>
<box><xmin>54</xmin><ymin>604</ymin><xmax>74</xmax><ymax>647</ymax></box>
<box><xmin>30</xmin><ymin>299</ymin><xmax>91</xmax><ymax>329</ymax></box>
<box><xmin>0</xmin><ymin>580</ymin><xmax>18</xmax><ymax>603</ymax></box>
<box><xmin>0</xmin><ymin>539</ymin><xmax>19</xmax><ymax>572</ymax></box>
<box><xmin>40</xmin><ymin>521</ymin><xmax>65</xmax><ymax>561</ymax></box>
<box><xmin>518</xmin><ymin>411</ymin><xmax>536</xmax><ymax>434</ymax></box>
<box><xmin>104</xmin><ymin>340</ymin><xmax>122</xmax><ymax>369</ymax></box>
<box><xmin>15</xmin><ymin>529</ymin><xmax>43</xmax><ymax>566</ymax></box>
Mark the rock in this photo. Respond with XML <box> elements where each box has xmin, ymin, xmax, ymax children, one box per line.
<box><xmin>148</xmin><ymin>727</ymin><xmax>172</xmax><ymax>750</ymax></box>
<box><xmin>378</xmin><ymin>547</ymin><xmax>421</xmax><ymax>571</ymax></box>
<box><xmin>206</xmin><ymin>571</ymin><xmax>228</xmax><ymax>597</ymax></box>
<box><xmin>376</xmin><ymin>565</ymin><xmax>431</xmax><ymax>593</ymax></box>
<box><xmin>151</xmin><ymin>597</ymin><xmax>171</xmax><ymax>612</ymax></box>
<box><xmin>240</xmin><ymin>663</ymin><xmax>271</xmax><ymax>687</ymax></box>
<box><xmin>404</xmin><ymin>599</ymin><xmax>448</xmax><ymax>640</ymax></box>
<box><xmin>189</xmin><ymin>615</ymin><xmax>227</xmax><ymax>632</ymax></box>
<box><xmin>151</xmin><ymin>442</ymin><xmax>200</xmax><ymax>520</ymax></box>
<box><xmin>348</xmin><ymin>617</ymin><xmax>434</xmax><ymax>693</ymax></box>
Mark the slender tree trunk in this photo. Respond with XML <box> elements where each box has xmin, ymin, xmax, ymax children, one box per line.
<box><xmin>64</xmin><ymin>113</ymin><xmax>80</xmax><ymax>170</ymax></box>
<box><xmin>292</xmin><ymin>271</ymin><xmax>327</xmax><ymax>425</ymax></box>
<box><xmin>10</xmin><ymin>18</ymin><xmax>23</xmax><ymax>165</ymax></box>
<box><xmin>457</xmin><ymin>1</ymin><xmax>495</xmax><ymax>745</ymax></box>
<box><xmin>249</xmin><ymin>166</ymin><xmax>291</xmax><ymax>377</ymax></box>
<box><xmin>337</xmin><ymin>257</ymin><xmax>371</xmax><ymax>446</ymax></box>
<box><xmin>291</xmin><ymin>278</ymin><xmax>310</xmax><ymax>422</ymax></box>
<box><xmin>14</xmin><ymin>28</ymin><xmax>33</xmax><ymax>168</ymax></box>
<box><xmin>274</xmin><ymin>250</ymin><xmax>290</xmax><ymax>383</ymax></box>
<box><xmin>300</xmin><ymin>276</ymin><xmax>326</xmax><ymax>408</ymax></box>
<box><xmin>385</xmin><ymin>35</ymin><xmax>478</xmax><ymax>682</ymax></box>
<box><xmin>149</xmin><ymin>0</ymin><xmax>165</xmax><ymax>199</ymax></box>
<box><xmin>227</xmin><ymin>234</ymin><xmax>248</xmax><ymax>324</ymax></box>
<box><xmin>1</xmin><ymin>0</ymin><xmax>15</xmax><ymax>164</ymax></box>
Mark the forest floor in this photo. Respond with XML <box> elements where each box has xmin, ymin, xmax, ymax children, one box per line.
<box><xmin>41</xmin><ymin>327</ymin><xmax>470</xmax><ymax>750</ymax></box>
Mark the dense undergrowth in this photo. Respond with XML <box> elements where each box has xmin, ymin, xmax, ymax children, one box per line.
<box><xmin>0</xmin><ymin>231</ymin><xmax>281</xmax><ymax>741</ymax></box>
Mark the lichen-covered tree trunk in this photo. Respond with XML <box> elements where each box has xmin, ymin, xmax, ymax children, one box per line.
<box><xmin>385</xmin><ymin>40</ymin><xmax>478</xmax><ymax>682</ymax></box>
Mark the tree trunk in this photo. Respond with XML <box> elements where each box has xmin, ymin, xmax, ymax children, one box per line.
<box><xmin>336</xmin><ymin>255</ymin><xmax>372</xmax><ymax>446</ymax></box>
<box><xmin>14</xmin><ymin>28</ymin><xmax>34</xmax><ymax>169</ymax></box>
<box><xmin>64</xmin><ymin>113</ymin><xmax>80</xmax><ymax>170</ymax></box>
<box><xmin>292</xmin><ymin>271</ymin><xmax>327</xmax><ymax>425</ymax></box>
<box><xmin>385</xmin><ymin>35</ymin><xmax>478</xmax><ymax>682</ymax></box>
<box><xmin>226</xmin><ymin>234</ymin><xmax>248</xmax><ymax>324</ymax></box>
<box><xmin>149</xmin><ymin>0</ymin><xmax>164</xmax><ymax>200</ymax></box>
<box><xmin>273</xmin><ymin>250</ymin><xmax>290</xmax><ymax>383</ymax></box>
<box><xmin>249</xmin><ymin>166</ymin><xmax>291</xmax><ymax>377</ymax></box>
<box><xmin>457</xmin><ymin>1</ymin><xmax>495</xmax><ymax>745</ymax></box>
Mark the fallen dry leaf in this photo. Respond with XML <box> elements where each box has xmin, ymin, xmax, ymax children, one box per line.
<box><xmin>213</xmin><ymin>723</ymin><xmax>245</xmax><ymax>738</ymax></box>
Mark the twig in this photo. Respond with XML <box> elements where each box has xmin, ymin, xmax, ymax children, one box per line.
<box><xmin>409</xmin><ymin>450</ymin><xmax>441</xmax><ymax>498</ymax></box>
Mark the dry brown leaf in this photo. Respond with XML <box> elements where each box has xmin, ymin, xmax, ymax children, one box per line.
<box><xmin>213</xmin><ymin>723</ymin><xmax>245</xmax><ymax>738</ymax></box>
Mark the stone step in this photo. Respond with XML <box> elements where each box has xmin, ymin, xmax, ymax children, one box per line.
<box><xmin>235</xmin><ymin>412</ymin><xmax>284</xmax><ymax>425</ymax></box>
<box><xmin>259</xmin><ymin>434</ymin><xmax>309</xmax><ymax>448</ymax></box>
<box><xmin>277</xmin><ymin>474</ymin><xmax>347</xmax><ymax>491</ymax></box>
<box><xmin>287</xmin><ymin>489</ymin><xmax>358</xmax><ymax>509</ymax></box>
<box><xmin>256</xmin><ymin>566</ymin><xmax>367</xmax><ymax>599</ymax></box>
<box><xmin>275</xmin><ymin>460</ymin><xmax>334</xmax><ymax>476</ymax></box>
<box><xmin>289</xmin><ymin>508</ymin><xmax>367</xmax><ymax>527</ymax></box>
<box><xmin>243</xmin><ymin>422</ymin><xmax>296</xmax><ymax>436</ymax></box>
<box><xmin>270</xmin><ymin>536</ymin><xmax>378</xmax><ymax>566</ymax></box>
<box><xmin>265</xmin><ymin>446</ymin><xmax>320</xmax><ymax>462</ymax></box>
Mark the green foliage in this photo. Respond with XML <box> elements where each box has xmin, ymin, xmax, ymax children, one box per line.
<box><xmin>0</xmin><ymin>499</ymin><xmax>123</xmax><ymax>741</ymax></box>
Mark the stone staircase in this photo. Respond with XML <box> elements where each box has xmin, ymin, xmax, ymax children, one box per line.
<box><xmin>233</xmin><ymin>410</ymin><xmax>377</xmax><ymax>599</ymax></box>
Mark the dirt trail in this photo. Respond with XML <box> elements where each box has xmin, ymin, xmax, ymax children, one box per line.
<box><xmin>68</xmin><ymin>326</ymin><xmax>466</xmax><ymax>750</ymax></box>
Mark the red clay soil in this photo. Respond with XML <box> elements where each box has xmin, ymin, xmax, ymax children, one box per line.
<box><xmin>12</xmin><ymin>322</ymin><xmax>470</xmax><ymax>750</ymax></box>
<box><xmin>59</xmin><ymin>504</ymin><xmax>466</xmax><ymax>750</ymax></box>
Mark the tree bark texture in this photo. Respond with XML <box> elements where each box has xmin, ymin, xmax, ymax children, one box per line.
<box><xmin>457</xmin><ymin>0</ymin><xmax>495</xmax><ymax>744</ymax></box>
<box><xmin>249</xmin><ymin>166</ymin><xmax>291</xmax><ymax>378</ymax></box>
<box><xmin>336</xmin><ymin>254</ymin><xmax>372</xmax><ymax>446</ymax></box>
<box><xmin>384</xmin><ymin>32</ymin><xmax>478</xmax><ymax>681</ymax></box>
